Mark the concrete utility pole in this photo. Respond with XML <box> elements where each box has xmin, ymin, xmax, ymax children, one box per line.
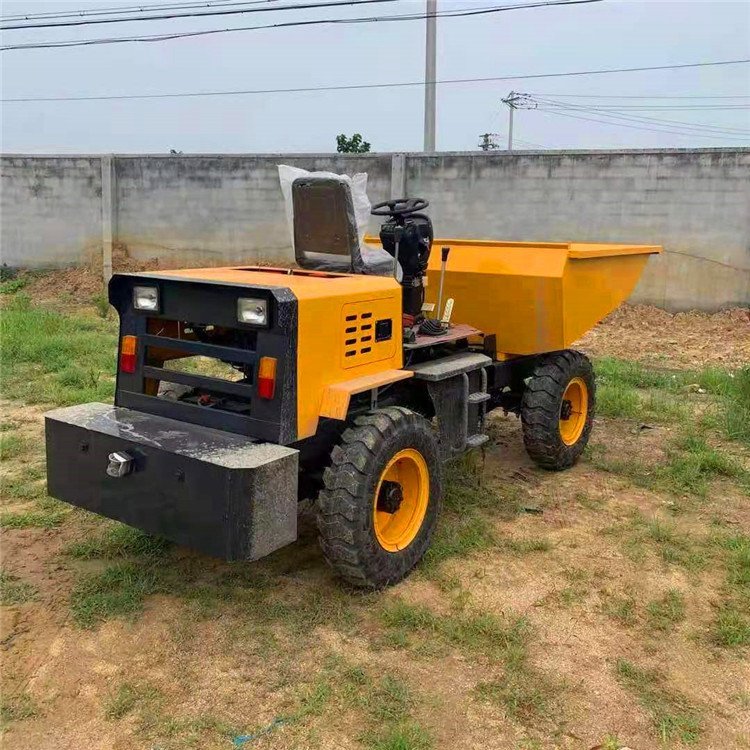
<box><xmin>501</xmin><ymin>92</ymin><xmax>536</xmax><ymax>151</ymax></box>
<box><xmin>423</xmin><ymin>0</ymin><xmax>437</xmax><ymax>152</ymax></box>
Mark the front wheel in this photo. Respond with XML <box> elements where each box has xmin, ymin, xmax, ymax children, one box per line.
<box><xmin>316</xmin><ymin>407</ymin><xmax>442</xmax><ymax>589</ymax></box>
<box><xmin>521</xmin><ymin>350</ymin><xmax>595</xmax><ymax>471</ymax></box>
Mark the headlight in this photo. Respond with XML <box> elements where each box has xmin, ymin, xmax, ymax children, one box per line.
<box><xmin>133</xmin><ymin>286</ymin><xmax>159</xmax><ymax>311</ymax></box>
<box><xmin>237</xmin><ymin>297</ymin><xmax>268</xmax><ymax>326</ymax></box>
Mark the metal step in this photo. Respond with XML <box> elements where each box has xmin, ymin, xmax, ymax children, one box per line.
<box><xmin>466</xmin><ymin>434</ymin><xmax>490</xmax><ymax>449</ymax></box>
<box><xmin>468</xmin><ymin>392</ymin><xmax>491</xmax><ymax>404</ymax></box>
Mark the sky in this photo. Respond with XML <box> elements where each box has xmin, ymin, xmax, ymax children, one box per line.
<box><xmin>1</xmin><ymin>0</ymin><xmax>749</xmax><ymax>153</ymax></box>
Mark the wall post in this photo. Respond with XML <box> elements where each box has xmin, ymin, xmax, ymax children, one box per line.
<box><xmin>390</xmin><ymin>153</ymin><xmax>406</xmax><ymax>198</ymax></box>
<box><xmin>100</xmin><ymin>154</ymin><xmax>115</xmax><ymax>285</ymax></box>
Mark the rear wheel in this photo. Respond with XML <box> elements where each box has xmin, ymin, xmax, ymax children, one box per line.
<box><xmin>521</xmin><ymin>350</ymin><xmax>595</xmax><ymax>471</ymax></box>
<box><xmin>316</xmin><ymin>407</ymin><xmax>441</xmax><ymax>588</ymax></box>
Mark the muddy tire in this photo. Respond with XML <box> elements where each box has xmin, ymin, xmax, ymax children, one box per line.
<box><xmin>316</xmin><ymin>407</ymin><xmax>442</xmax><ymax>589</ymax></box>
<box><xmin>521</xmin><ymin>350</ymin><xmax>595</xmax><ymax>471</ymax></box>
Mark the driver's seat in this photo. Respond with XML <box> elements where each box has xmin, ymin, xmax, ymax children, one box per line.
<box><xmin>291</xmin><ymin>177</ymin><xmax>396</xmax><ymax>276</ymax></box>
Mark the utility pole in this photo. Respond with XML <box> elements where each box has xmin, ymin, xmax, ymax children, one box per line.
<box><xmin>501</xmin><ymin>92</ymin><xmax>536</xmax><ymax>151</ymax></box>
<box><xmin>478</xmin><ymin>133</ymin><xmax>500</xmax><ymax>151</ymax></box>
<box><xmin>423</xmin><ymin>0</ymin><xmax>437</xmax><ymax>152</ymax></box>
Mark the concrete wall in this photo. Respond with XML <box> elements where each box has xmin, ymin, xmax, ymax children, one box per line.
<box><xmin>406</xmin><ymin>150</ymin><xmax>750</xmax><ymax>311</ymax></box>
<box><xmin>0</xmin><ymin>156</ymin><xmax>103</xmax><ymax>267</ymax></box>
<box><xmin>1</xmin><ymin>149</ymin><xmax>748</xmax><ymax>310</ymax></box>
<box><xmin>115</xmin><ymin>154</ymin><xmax>394</xmax><ymax>265</ymax></box>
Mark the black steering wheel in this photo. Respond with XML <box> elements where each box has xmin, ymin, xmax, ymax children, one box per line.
<box><xmin>371</xmin><ymin>197</ymin><xmax>429</xmax><ymax>217</ymax></box>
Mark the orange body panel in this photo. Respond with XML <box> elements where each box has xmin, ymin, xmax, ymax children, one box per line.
<box><xmin>151</xmin><ymin>266</ymin><xmax>403</xmax><ymax>439</ymax></box>
<box><xmin>366</xmin><ymin>237</ymin><xmax>661</xmax><ymax>356</ymax></box>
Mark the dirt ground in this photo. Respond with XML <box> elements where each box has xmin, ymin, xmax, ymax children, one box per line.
<box><xmin>1</xmin><ymin>274</ymin><xmax>748</xmax><ymax>750</ymax></box>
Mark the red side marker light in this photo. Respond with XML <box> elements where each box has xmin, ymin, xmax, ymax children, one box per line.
<box><xmin>257</xmin><ymin>356</ymin><xmax>277</xmax><ymax>400</ymax></box>
<box><xmin>119</xmin><ymin>335</ymin><xmax>137</xmax><ymax>373</ymax></box>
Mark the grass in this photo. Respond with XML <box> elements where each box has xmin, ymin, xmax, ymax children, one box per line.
<box><xmin>0</xmin><ymin>569</ymin><xmax>38</xmax><ymax>605</ymax></box>
<box><xmin>711</xmin><ymin>535</ymin><xmax>750</xmax><ymax>648</ymax></box>
<box><xmin>602</xmin><ymin>593</ymin><xmax>637</xmax><ymax>627</ymax></box>
<box><xmin>65</xmin><ymin>524</ymin><xmax>171</xmax><ymax>560</ymax></box>
<box><xmin>104</xmin><ymin>682</ymin><xmax>161</xmax><ymax>720</ymax></box>
<box><xmin>595</xmin><ymin>357</ymin><xmax>750</xmax><ymax>446</ymax></box>
<box><xmin>591</xmin><ymin>433</ymin><xmax>747</xmax><ymax>499</ymax></box>
<box><xmin>0</xmin><ymin>277</ymin><xmax>28</xmax><ymax>295</ymax></box>
<box><xmin>381</xmin><ymin>599</ymin><xmax>529</xmax><ymax>665</ymax></box>
<box><xmin>0</xmin><ymin>432</ymin><xmax>28</xmax><ymax>460</ymax></box>
<box><xmin>380</xmin><ymin>599</ymin><xmax>561</xmax><ymax>729</ymax></box>
<box><xmin>366</xmin><ymin>722</ymin><xmax>432</xmax><ymax>750</ymax></box>
<box><xmin>0</xmin><ymin>294</ymin><xmax>117</xmax><ymax>406</ymax></box>
<box><xmin>70</xmin><ymin>562</ymin><xmax>160</xmax><ymax>628</ymax></box>
<box><xmin>646</xmin><ymin>589</ymin><xmax>686</xmax><ymax>632</ymax></box>
<box><xmin>421</xmin><ymin>460</ymin><xmax>526</xmax><ymax>573</ymax></box>
<box><xmin>0</xmin><ymin>692</ymin><xmax>38</xmax><ymax>724</ymax></box>
<box><xmin>0</xmin><ymin>507</ymin><xmax>68</xmax><ymax>529</ymax></box>
<box><xmin>615</xmin><ymin>659</ymin><xmax>702</xmax><ymax>744</ymax></box>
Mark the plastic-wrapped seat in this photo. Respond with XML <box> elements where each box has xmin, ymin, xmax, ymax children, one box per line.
<box><xmin>291</xmin><ymin>176</ymin><xmax>396</xmax><ymax>276</ymax></box>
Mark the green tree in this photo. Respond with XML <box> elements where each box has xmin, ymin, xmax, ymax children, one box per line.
<box><xmin>336</xmin><ymin>133</ymin><xmax>371</xmax><ymax>153</ymax></box>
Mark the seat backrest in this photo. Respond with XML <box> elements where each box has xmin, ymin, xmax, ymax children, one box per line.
<box><xmin>291</xmin><ymin>177</ymin><xmax>359</xmax><ymax>272</ymax></box>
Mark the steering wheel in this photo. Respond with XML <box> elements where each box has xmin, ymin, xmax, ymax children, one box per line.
<box><xmin>371</xmin><ymin>197</ymin><xmax>429</xmax><ymax>217</ymax></box>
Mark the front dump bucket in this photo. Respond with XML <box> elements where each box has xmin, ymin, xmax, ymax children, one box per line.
<box><xmin>423</xmin><ymin>239</ymin><xmax>661</xmax><ymax>356</ymax></box>
<box><xmin>45</xmin><ymin>403</ymin><xmax>299</xmax><ymax>561</ymax></box>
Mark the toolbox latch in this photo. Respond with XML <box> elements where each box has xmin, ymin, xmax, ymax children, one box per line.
<box><xmin>107</xmin><ymin>451</ymin><xmax>134</xmax><ymax>478</ymax></box>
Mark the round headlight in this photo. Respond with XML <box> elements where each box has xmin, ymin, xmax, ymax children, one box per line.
<box><xmin>237</xmin><ymin>297</ymin><xmax>268</xmax><ymax>326</ymax></box>
<box><xmin>133</xmin><ymin>286</ymin><xmax>159</xmax><ymax>311</ymax></box>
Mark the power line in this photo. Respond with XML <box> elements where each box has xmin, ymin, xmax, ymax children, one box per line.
<box><xmin>537</xmin><ymin>108</ymin><xmax>749</xmax><ymax>142</ymax></box>
<box><xmin>538</xmin><ymin>104</ymin><xmax>750</xmax><ymax>110</ymax></box>
<box><xmin>4</xmin><ymin>59</ymin><xmax>749</xmax><ymax>102</ymax></box>
<box><xmin>527</xmin><ymin>92</ymin><xmax>750</xmax><ymax>99</ymax></box>
<box><xmin>1</xmin><ymin>0</ymin><xmax>603</xmax><ymax>50</ymax></box>
<box><xmin>535</xmin><ymin>97</ymin><xmax>750</xmax><ymax>135</ymax></box>
<box><xmin>0</xmin><ymin>0</ymin><xmax>282</xmax><ymax>23</ymax></box>
<box><xmin>0</xmin><ymin>0</ymin><xmax>402</xmax><ymax>30</ymax></box>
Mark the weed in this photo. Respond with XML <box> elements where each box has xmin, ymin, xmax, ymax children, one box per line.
<box><xmin>91</xmin><ymin>293</ymin><xmax>111</xmax><ymax>319</ymax></box>
<box><xmin>104</xmin><ymin>682</ymin><xmax>161</xmax><ymax>720</ymax></box>
<box><xmin>66</xmin><ymin>524</ymin><xmax>171</xmax><ymax>560</ymax></box>
<box><xmin>713</xmin><ymin>608</ymin><xmax>750</xmax><ymax>648</ymax></box>
<box><xmin>0</xmin><ymin>432</ymin><xmax>27</xmax><ymax>460</ymax></box>
<box><xmin>369</xmin><ymin>675</ymin><xmax>412</xmax><ymax>723</ymax></box>
<box><xmin>602</xmin><ymin>594</ymin><xmax>637</xmax><ymax>627</ymax></box>
<box><xmin>615</xmin><ymin>659</ymin><xmax>702</xmax><ymax>743</ymax></box>
<box><xmin>366</xmin><ymin>721</ymin><xmax>432</xmax><ymax>750</ymax></box>
<box><xmin>0</xmin><ymin>692</ymin><xmax>38</xmax><ymax>724</ymax></box>
<box><xmin>476</xmin><ymin>674</ymin><xmax>557</xmax><ymax>726</ymax></box>
<box><xmin>646</xmin><ymin>589</ymin><xmax>686</xmax><ymax>632</ymax></box>
<box><xmin>70</xmin><ymin>563</ymin><xmax>160</xmax><ymax>628</ymax></box>
<box><xmin>0</xmin><ymin>570</ymin><xmax>38</xmax><ymax>605</ymax></box>
<box><xmin>499</xmin><ymin>537</ymin><xmax>551</xmax><ymax>555</ymax></box>
<box><xmin>0</xmin><ymin>277</ymin><xmax>28</xmax><ymax>295</ymax></box>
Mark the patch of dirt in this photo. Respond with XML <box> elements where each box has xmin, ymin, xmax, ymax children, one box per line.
<box><xmin>23</xmin><ymin>246</ymin><xmax>161</xmax><ymax>304</ymax></box>
<box><xmin>577</xmin><ymin>303</ymin><xmax>750</xmax><ymax>369</ymax></box>
<box><xmin>2</xmin><ymin>291</ymin><xmax>749</xmax><ymax>749</ymax></box>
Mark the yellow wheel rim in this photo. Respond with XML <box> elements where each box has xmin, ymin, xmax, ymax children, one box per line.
<box><xmin>559</xmin><ymin>377</ymin><xmax>588</xmax><ymax>446</ymax></box>
<box><xmin>373</xmin><ymin>448</ymin><xmax>429</xmax><ymax>552</ymax></box>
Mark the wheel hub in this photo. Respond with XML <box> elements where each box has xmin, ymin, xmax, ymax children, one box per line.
<box><xmin>560</xmin><ymin>399</ymin><xmax>573</xmax><ymax>420</ymax></box>
<box><xmin>377</xmin><ymin>480</ymin><xmax>404</xmax><ymax>514</ymax></box>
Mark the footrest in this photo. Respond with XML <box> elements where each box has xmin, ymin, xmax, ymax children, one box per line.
<box><xmin>408</xmin><ymin>352</ymin><xmax>492</xmax><ymax>382</ymax></box>
<box><xmin>469</xmin><ymin>392</ymin><xmax>491</xmax><ymax>404</ymax></box>
<box><xmin>467</xmin><ymin>434</ymin><xmax>490</xmax><ymax>448</ymax></box>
